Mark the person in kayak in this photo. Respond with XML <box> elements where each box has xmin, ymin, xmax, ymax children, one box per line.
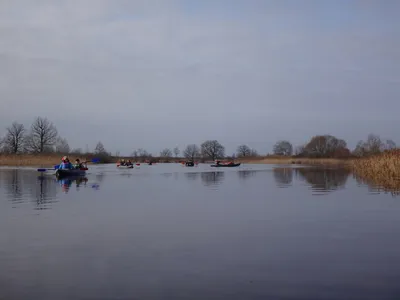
<box><xmin>120</xmin><ymin>159</ymin><xmax>126</xmax><ymax>166</ymax></box>
<box><xmin>126</xmin><ymin>159</ymin><xmax>133</xmax><ymax>166</ymax></box>
<box><xmin>74</xmin><ymin>158</ymin><xmax>84</xmax><ymax>169</ymax></box>
<box><xmin>59</xmin><ymin>156</ymin><xmax>73</xmax><ymax>169</ymax></box>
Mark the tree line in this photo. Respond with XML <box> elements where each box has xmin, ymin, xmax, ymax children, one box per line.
<box><xmin>0</xmin><ymin>117</ymin><xmax>397</xmax><ymax>161</ymax></box>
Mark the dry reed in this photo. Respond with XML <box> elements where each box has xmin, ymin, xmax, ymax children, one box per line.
<box><xmin>238</xmin><ymin>156</ymin><xmax>349</xmax><ymax>166</ymax></box>
<box><xmin>350</xmin><ymin>150</ymin><xmax>400</xmax><ymax>194</ymax></box>
<box><xmin>0</xmin><ymin>154</ymin><xmax>88</xmax><ymax>167</ymax></box>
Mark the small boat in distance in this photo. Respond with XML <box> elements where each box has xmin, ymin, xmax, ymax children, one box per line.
<box><xmin>117</xmin><ymin>164</ymin><xmax>133</xmax><ymax>169</ymax></box>
<box><xmin>210</xmin><ymin>160</ymin><xmax>241</xmax><ymax>168</ymax></box>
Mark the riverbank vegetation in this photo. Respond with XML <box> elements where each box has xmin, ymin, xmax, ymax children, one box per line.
<box><xmin>0</xmin><ymin>117</ymin><xmax>398</xmax><ymax>169</ymax></box>
<box><xmin>351</xmin><ymin>150</ymin><xmax>400</xmax><ymax>194</ymax></box>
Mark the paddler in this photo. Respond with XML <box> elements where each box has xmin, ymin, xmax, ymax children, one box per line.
<box><xmin>74</xmin><ymin>158</ymin><xmax>83</xmax><ymax>169</ymax></box>
<box><xmin>59</xmin><ymin>156</ymin><xmax>73</xmax><ymax>169</ymax></box>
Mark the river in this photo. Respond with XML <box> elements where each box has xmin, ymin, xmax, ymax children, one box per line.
<box><xmin>0</xmin><ymin>163</ymin><xmax>399</xmax><ymax>300</ymax></box>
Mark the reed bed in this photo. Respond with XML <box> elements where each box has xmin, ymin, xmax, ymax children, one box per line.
<box><xmin>238</xmin><ymin>156</ymin><xmax>349</xmax><ymax>166</ymax></box>
<box><xmin>350</xmin><ymin>150</ymin><xmax>400</xmax><ymax>194</ymax></box>
<box><xmin>0</xmin><ymin>154</ymin><xmax>81</xmax><ymax>167</ymax></box>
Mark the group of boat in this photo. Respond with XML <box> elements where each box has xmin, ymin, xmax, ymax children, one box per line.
<box><xmin>37</xmin><ymin>159</ymin><xmax>241</xmax><ymax>179</ymax></box>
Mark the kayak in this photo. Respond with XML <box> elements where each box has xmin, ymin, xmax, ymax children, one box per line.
<box><xmin>185</xmin><ymin>161</ymin><xmax>195</xmax><ymax>167</ymax></box>
<box><xmin>210</xmin><ymin>163</ymin><xmax>241</xmax><ymax>167</ymax></box>
<box><xmin>117</xmin><ymin>164</ymin><xmax>133</xmax><ymax>169</ymax></box>
<box><xmin>55</xmin><ymin>168</ymin><xmax>88</xmax><ymax>178</ymax></box>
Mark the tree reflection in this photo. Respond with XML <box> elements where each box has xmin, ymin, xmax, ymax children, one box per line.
<box><xmin>201</xmin><ymin>172</ymin><xmax>225</xmax><ymax>187</ymax></box>
<box><xmin>0</xmin><ymin>169</ymin><xmax>58</xmax><ymax>209</ymax></box>
<box><xmin>184</xmin><ymin>172</ymin><xmax>200</xmax><ymax>181</ymax></box>
<box><xmin>273</xmin><ymin>168</ymin><xmax>293</xmax><ymax>188</ymax></box>
<box><xmin>295</xmin><ymin>167</ymin><xmax>351</xmax><ymax>192</ymax></box>
<box><xmin>36</xmin><ymin>176</ymin><xmax>58</xmax><ymax>209</ymax></box>
<box><xmin>6</xmin><ymin>169</ymin><xmax>23</xmax><ymax>202</ymax></box>
<box><xmin>237</xmin><ymin>170</ymin><xmax>257</xmax><ymax>181</ymax></box>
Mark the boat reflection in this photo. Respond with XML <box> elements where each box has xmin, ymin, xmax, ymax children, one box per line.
<box><xmin>56</xmin><ymin>176</ymin><xmax>89</xmax><ymax>193</ymax></box>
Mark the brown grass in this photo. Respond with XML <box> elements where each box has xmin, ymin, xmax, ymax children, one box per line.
<box><xmin>350</xmin><ymin>150</ymin><xmax>400</xmax><ymax>194</ymax></box>
<box><xmin>0</xmin><ymin>154</ymin><xmax>93</xmax><ymax>167</ymax></box>
<box><xmin>237</xmin><ymin>155</ymin><xmax>350</xmax><ymax>166</ymax></box>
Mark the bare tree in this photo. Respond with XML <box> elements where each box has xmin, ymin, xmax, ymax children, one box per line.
<box><xmin>273</xmin><ymin>140</ymin><xmax>293</xmax><ymax>156</ymax></box>
<box><xmin>385</xmin><ymin>139</ymin><xmax>397</xmax><ymax>150</ymax></box>
<box><xmin>25</xmin><ymin>117</ymin><xmax>58</xmax><ymax>153</ymax></box>
<box><xmin>295</xmin><ymin>144</ymin><xmax>306</xmax><ymax>156</ymax></box>
<box><xmin>94</xmin><ymin>141</ymin><xmax>107</xmax><ymax>154</ymax></box>
<box><xmin>173</xmin><ymin>146</ymin><xmax>180</xmax><ymax>158</ymax></box>
<box><xmin>55</xmin><ymin>137</ymin><xmax>70</xmax><ymax>154</ymax></box>
<box><xmin>237</xmin><ymin>144</ymin><xmax>251</xmax><ymax>157</ymax></box>
<box><xmin>70</xmin><ymin>148</ymin><xmax>82</xmax><ymax>155</ymax></box>
<box><xmin>250</xmin><ymin>149</ymin><xmax>259</xmax><ymax>157</ymax></box>
<box><xmin>131</xmin><ymin>149</ymin><xmax>138</xmax><ymax>160</ymax></box>
<box><xmin>303</xmin><ymin>135</ymin><xmax>348</xmax><ymax>157</ymax></box>
<box><xmin>365</xmin><ymin>134</ymin><xmax>384</xmax><ymax>154</ymax></box>
<box><xmin>353</xmin><ymin>134</ymin><xmax>386</xmax><ymax>157</ymax></box>
<box><xmin>160</xmin><ymin>148</ymin><xmax>172</xmax><ymax>159</ymax></box>
<box><xmin>0</xmin><ymin>136</ymin><xmax>4</xmax><ymax>153</ymax></box>
<box><xmin>3</xmin><ymin>122</ymin><xmax>25</xmax><ymax>153</ymax></box>
<box><xmin>201</xmin><ymin>140</ymin><xmax>225</xmax><ymax>160</ymax></box>
<box><xmin>183</xmin><ymin>144</ymin><xmax>200</xmax><ymax>161</ymax></box>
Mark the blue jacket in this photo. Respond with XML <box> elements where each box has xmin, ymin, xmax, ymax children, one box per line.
<box><xmin>59</xmin><ymin>162</ymin><xmax>73</xmax><ymax>169</ymax></box>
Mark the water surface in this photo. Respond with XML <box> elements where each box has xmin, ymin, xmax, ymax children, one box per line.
<box><xmin>1</xmin><ymin>163</ymin><xmax>399</xmax><ymax>300</ymax></box>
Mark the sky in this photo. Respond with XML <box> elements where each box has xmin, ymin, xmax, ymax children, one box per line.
<box><xmin>0</xmin><ymin>0</ymin><xmax>399</xmax><ymax>156</ymax></box>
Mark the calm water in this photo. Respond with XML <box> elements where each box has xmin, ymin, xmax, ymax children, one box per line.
<box><xmin>0</xmin><ymin>163</ymin><xmax>400</xmax><ymax>300</ymax></box>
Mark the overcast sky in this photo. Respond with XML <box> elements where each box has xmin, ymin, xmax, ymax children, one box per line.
<box><xmin>0</xmin><ymin>0</ymin><xmax>399</xmax><ymax>155</ymax></box>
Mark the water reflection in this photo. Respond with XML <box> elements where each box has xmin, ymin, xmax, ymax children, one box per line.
<box><xmin>0</xmin><ymin>169</ymin><xmax>58</xmax><ymax>209</ymax></box>
<box><xmin>295</xmin><ymin>167</ymin><xmax>351</xmax><ymax>194</ymax></box>
<box><xmin>237</xmin><ymin>170</ymin><xmax>257</xmax><ymax>181</ymax></box>
<box><xmin>95</xmin><ymin>173</ymin><xmax>105</xmax><ymax>183</ymax></box>
<box><xmin>273</xmin><ymin>168</ymin><xmax>293</xmax><ymax>188</ymax></box>
<box><xmin>184</xmin><ymin>172</ymin><xmax>200</xmax><ymax>181</ymax></box>
<box><xmin>353</xmin><ymin>174</ymin><xmax>400</xmax><ymax>197</ymax></box>
<box><xmin>201</xmin><ymin>171</ymin><xmax>225</xmax><ymax>187</ymax></box>
<box><xmin>5</xmin><ymin>169</ymin><xmax>24</xmax><ymax>202</ymax></box>
<box><xmin>56</xmin><ymin>176</ymin><xmax>88</xmax><ymax>193</ymax></box>
<box><xmin>35</xmin><ymin>176</ymin><xmax>58</xmax><ymax>209</ymax></box>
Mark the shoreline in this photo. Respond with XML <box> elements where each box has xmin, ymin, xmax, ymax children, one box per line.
<box><xmin>0</xmin><ymin>154</ymin><xmax>351</xmax><ymax>167</ymax></box>
<box><xmin>1</xmin><ymin>152</ymin><xmax>399</xmax><ymax>193</ymax></box>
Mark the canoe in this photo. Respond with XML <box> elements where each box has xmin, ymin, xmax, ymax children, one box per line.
<box><xmin>55</xmin><ymin>168</ymin><xmax>88</xmax><ymax>178</ymax></box>
<box><xmin>117</xmin><ymin>165</ymin><xmax>133</xmax><ymax>169</ymax></box>
<box><xmin>210</xmin><ymin>163</ymin><xmax>241</xmax><ymax>168</ymax></box>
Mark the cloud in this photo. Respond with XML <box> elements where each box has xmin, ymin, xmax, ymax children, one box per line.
<box><xmin>0</xmin><ymin>0</ymin><xmax>399</xmax><ymax>154</ymax></box>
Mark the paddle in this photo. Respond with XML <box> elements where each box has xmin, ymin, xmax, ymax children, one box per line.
<box><xmin>37</xmin><ymin>168</ymin><xmax>56</xmax><ymax>172</ymax></box>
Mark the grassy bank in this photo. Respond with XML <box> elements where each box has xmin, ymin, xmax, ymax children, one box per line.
<box><xmin>351</xmin><ymin>150</ymin><xmax>400</xmax><ymax>193</ymax></box>
<box><xmin>237</xmin><ymin>156</ymin><xmax>350</xmax><ymax>166</ymax></box>
<box><xmin>0</xmin><ymin>154</ymin><xmax>352</xmax><ymax>167</ymax></box>
<box><xmin>0</xmin><ymin>154</ymin><xmax>62</xmax><ymax>167</ymax></box>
